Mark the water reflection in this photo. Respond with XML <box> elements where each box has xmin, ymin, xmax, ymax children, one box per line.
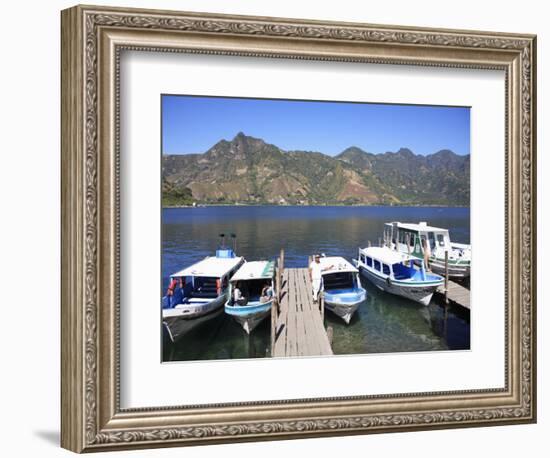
<box><xmin>162</xmin><ymin>206</ymin><xmax>470</xmax><ymax>361</ymax></box>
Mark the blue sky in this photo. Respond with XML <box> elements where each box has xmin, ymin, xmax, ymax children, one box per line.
<box><xmin>162</xmin><ymin>95</ymin><xmax>470</xmax><ymax>156</ymax></box>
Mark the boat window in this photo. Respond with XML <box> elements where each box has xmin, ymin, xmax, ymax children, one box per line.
<box><xmin>437</xmin><ymin>234</ymin><xmax>445</xmax><ymax>246</ymax></box>
<box><xmin>192</xmin><ymin>277</ymin><xmax>219</xmax><ymax>298</ymax></box>
<box><xmin>234</xmin><ymin>279</ymin><xmax>270</xmax><ymax>300</ymax></box>
<box><xmin>382</xmin><ymin>264</ymin><xmax>390</xmax><ymax>275</ymax></box>
<box><xmin>366</xmin><ymin>256</ymin><xmax>373</xmax><ymax>267</ymax></box>
<box><xmin>373</xmin><ymin>260</ymin><xmax>381</xmax><ymax>271</ymax></box>
<box><xmin>400</xmin><ymin>230</ymin><xmax>415</xmax><ymax>246</ymax></box>
<box><xmin>428</xmin><ymin>232</ymin><xmax>436</xmax><ymax>251</ymax></box>
<box><xmin>323</xmin><ymin>272</ymin><xmax>354</xmax><ymax>291</ymax></box>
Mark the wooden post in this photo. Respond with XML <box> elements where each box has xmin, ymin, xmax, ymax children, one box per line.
<box><xmin>320</xmin><ymin>291</ymin><xmax>325</xmax><ymax>320</ymax></box>
<box><xmin>444</xmin><ymin>251</ymin><xmax>449</xmax><ymax>305</ymax></box>
<box><xmin>271</xmin><ymin>260</ymin><xmax>282</xmax><ymax>354</ymax></box>
<box><xmin>279</xmin><ymin>249</ymin><xmax>285</xmax><ymax>301</ymax></box>
<box><xmin>378</xmin><ymin>237</ymin><xmax>381</xmax><ymax>247</ymax></box>
<box><xmin>443</xmin><ymin>250</ymin><xmax>449</xmax><ymax>340</ymax></box>
<box><xmin>271</xmin><ymin>294</ymin><xmax>277</xmax><ymax>355</ymax></box>
<box><xmin>368</xmin><ymin>240</ymin><xmax>371</xmax><ymax>247</ymax></box>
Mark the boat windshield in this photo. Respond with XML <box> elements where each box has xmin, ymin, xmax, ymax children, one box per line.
<box><xmin>191</xmin><ymin>277</ymin><xmax>221</xmax><ymax>298</ymax></box>
<box><xmin>230</xmin><ymin>279</ymin><xmax>272</xmax><ymax>304</ymax></box>
<box><xmin>323</xmin><ymin>272</ymin><xmax>356</xmax><ymax>292</ymax></box>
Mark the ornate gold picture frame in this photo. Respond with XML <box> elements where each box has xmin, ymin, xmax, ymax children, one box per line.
<box><xmin>61</xmin><ymin>4</ymin><xmax>536</xmax><ymax>453</ymax></box>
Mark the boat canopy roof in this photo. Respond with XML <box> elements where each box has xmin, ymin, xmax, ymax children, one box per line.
<box><xmin>170</xmin><ymin>256</ymin><xmax>244</xmax><ymax>278</ymax></box>
<box><xmin>318</xmin><ymin>256</ymin><xmax>358</xmax><ymax>275</ymax></box>
<box><xmin>359</xmin><ymin>246</ymin><xmax>415</xmax><ymax>264</ymax></box>
<box><xmin>386</xmin><ymin>221</ymin><xmax>449</xmax><ymax>233</ymax></box>
<box><xmin>230</xmin><ymin>260</ymin><xmax>275</xmax><ymax>282</ymax></box>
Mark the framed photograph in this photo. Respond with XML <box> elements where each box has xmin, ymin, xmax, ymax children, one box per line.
<box><xmin>61</xmin><ymin>4</ymin><xmax>537</xmax><ymax>453</ymax></box>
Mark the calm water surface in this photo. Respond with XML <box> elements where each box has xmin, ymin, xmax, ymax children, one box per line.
<box><xmin>162</xmin><ymin>206</ymin><xmax>470</xmax><ymax>361</ymax></box>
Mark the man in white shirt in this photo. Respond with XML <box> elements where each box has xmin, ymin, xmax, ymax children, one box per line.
<box><xmin>309</xmin><ymin>254</ymin><xmax>333</xmax><ymax>302</ymax></box>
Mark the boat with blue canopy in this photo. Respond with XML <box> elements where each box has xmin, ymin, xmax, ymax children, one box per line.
<box><xmin>162</xmin><ymin>234</ymin><xmax>244</xmax><ymax>343</ymax></box>
<box><xmin>353</xmin><ymin>246</ymin><xmax>444</xmax><ymax>306</ymax></box>
<box><xmin>225</xmin><ymin>260</ymin><xmax>276</xmax><ymax>334</ymax></box>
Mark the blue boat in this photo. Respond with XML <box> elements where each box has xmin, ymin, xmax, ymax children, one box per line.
<box><xmin>317</xmin><ymin>256</ymin><xmax>367</xmax><ymax>324</ymax></box>
<box><xmin>162</xmin><ymin>234</ymin><xmax>244</xmax><ymax>343</ymax></box>
<box><xmin>225</xmin><ymin>260</ymin><xmax>276</xmax><ymax>334</ymax></box>
<box><xmin>353</xmin><ymin>246</ymin><xmax>444</xmax><ymax>306</ymax></box>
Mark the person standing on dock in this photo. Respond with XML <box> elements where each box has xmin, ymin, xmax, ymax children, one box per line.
<box><xmin>309</xmin><ymin>254</ymin><xmax>333</xmax><ymax>302</ymax></box>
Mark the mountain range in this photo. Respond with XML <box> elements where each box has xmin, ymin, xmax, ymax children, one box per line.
<box><xmin>162</xmin><ymin>132</ymin><xmax>470</xmax><ymax>206</ymax></box>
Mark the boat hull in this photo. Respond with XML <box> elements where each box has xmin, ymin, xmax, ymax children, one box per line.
<box><xmin>162</xmin><ymin>294</ymin><xmax>226</xmax><ymax>342</ymax></box>
<box><xmin>429</xmin><ymin>257</ymin><xmax>470</xmax><ymax>279</ymax></box>
<box><xmin>225</xmin><ymin>300</ymin><xmax>272</xmax><ymax>334</ymax></box>
<box><xmin>323</xmin><ymin>289</ymin><xmax>366</xmax><ymax>324</ymax></box>
<box><xmin>357</xmin><ymin>264</ymin><xmax>440</xmax><ymax>306</ymax></box>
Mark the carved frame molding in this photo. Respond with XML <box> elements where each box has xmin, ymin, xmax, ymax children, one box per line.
<box><xmin>61</xmin><ymin>5</ymin><xmax>536</xmax><ymax>452</ymax></box>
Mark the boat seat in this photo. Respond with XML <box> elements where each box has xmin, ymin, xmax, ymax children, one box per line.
<box><xmin>392</xmin><ymin>263</ymin><xmax>415</xmax><ymax>280</ymax></box>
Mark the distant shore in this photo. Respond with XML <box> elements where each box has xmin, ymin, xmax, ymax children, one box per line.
<box><xmin>162</xmin><ymin>203</ymin><xmax>471</xmax><ymax>209</ymax></box>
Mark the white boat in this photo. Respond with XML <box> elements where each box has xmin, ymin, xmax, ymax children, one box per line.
<box><xmin>225</xmin><ymin>260</ymin><xmax>276</xmax><ymax>334</ymax></box>
<box><xmin>162</xmin><ymin>237</ymin><xmax>244</xmax><ymax>343</ymax></box>
<box><xmin>317</xmin><ymin>256</ymin><xmax>366</xmax><ymax>324</ymax></box>
<box><xmin>353</xmin><ymin>246</ymin><xmax>444</xmax><ymax>306</ymax></box>
<box><xmin>383</xmin><ymin>222</ymin><xmax>471</xmax><ymax>278</ymax></box>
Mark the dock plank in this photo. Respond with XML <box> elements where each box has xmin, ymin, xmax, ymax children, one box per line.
<box><xmin>296</xmin><ymin>269</ymin><xmax>319</xmax><ymax>356</ymax></box>
<box><xmin>303</xmin><ymin>271</ymin><xmax>328</xmax><ymax>355</ymax></box>
<box><xmin>287</xmin><ymin>269</ymin><xmax>299</xmax><ymax>357</ymax></box>
<box><xmin>436</xmin><ymin>280</ymin><xmax>471</xmax><ymax>310</ymax></box>
<box><xmin>272</xmin><ymin>267</ymin><xmax>332</xmax><ymax>358</ymax></box>
<box><xmin>273</xmin><ymin>270</ymin><xmax>289</xmax><ymax>357</ymax></box>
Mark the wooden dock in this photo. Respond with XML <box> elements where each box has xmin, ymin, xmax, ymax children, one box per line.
<box><xmin>435</xmin><ymin>280</ymin><xmax>471</xmax><ymax>310</ymax></box>
<box><xmin>272</xmin><ymin>267</ymin><xmax>333</xmax><ymax>357</ymax></box>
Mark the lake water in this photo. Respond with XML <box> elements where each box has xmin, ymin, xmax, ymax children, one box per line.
<box><xmin>162</xmin><ymin>206</ymin><xmax>470</xmax><ymax>361</ymax></box>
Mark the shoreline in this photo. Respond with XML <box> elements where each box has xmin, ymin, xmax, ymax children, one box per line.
<box><xmin>162</xmin><ymin>203</ymin><xmax>471</xmax><ymax>209</ymax></box>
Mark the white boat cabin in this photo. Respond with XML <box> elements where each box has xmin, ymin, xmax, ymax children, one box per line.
<box><xmin>228</xmin><ymin>260</ymin><xmax>275</xmax><ymax>303</ymax></box>
<box><xmin>384</xmin><ymin>222</ymin><xmax>453</xmax><ymax>258</ymax></box>
<box><xmin>317</xmin><ymin>256</ymin><xmax>361</xmax><ymax>292</ymax></box>
<box><xmin>357</xmin><ymin>246</ymin><xmax>433</xmax><ymax>282</ymax></box>
<box><xmin>169</xmin><ymin>255</ymin><xmax>244</xmax><ymax>301</ymax></box>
